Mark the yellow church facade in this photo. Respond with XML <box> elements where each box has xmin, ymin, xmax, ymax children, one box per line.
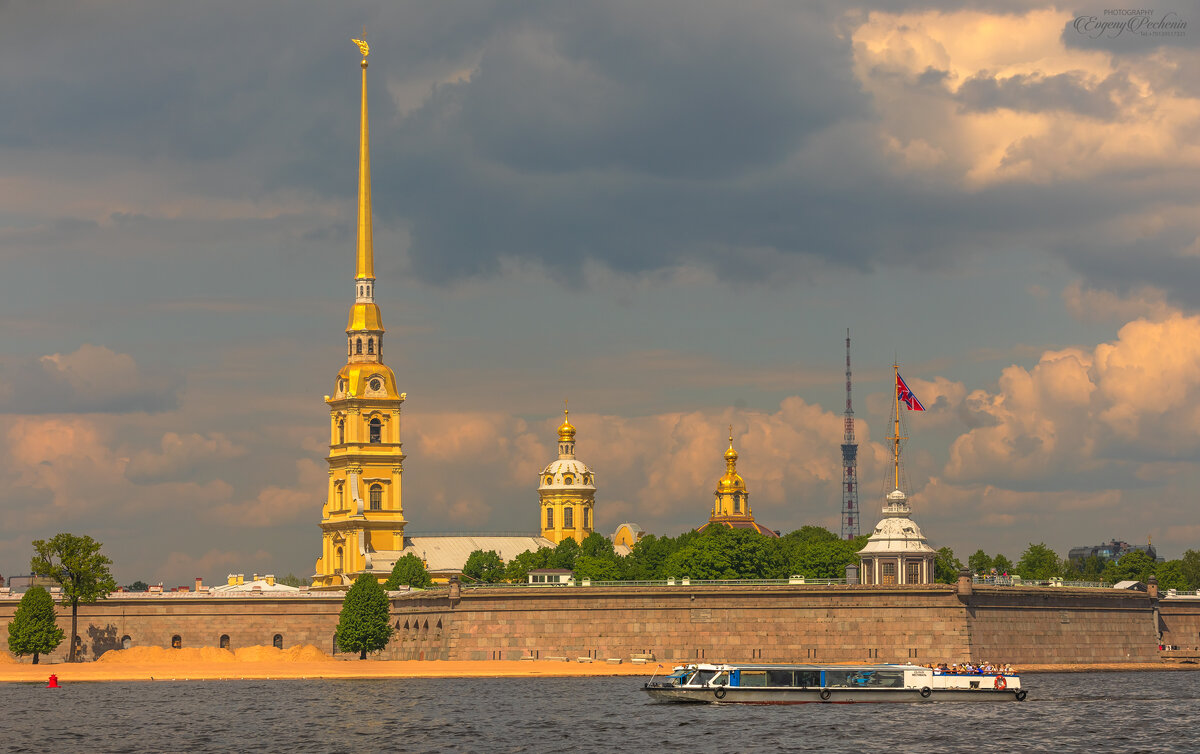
<box><xmin>697</xmin><ymin>429</ymin><xmax>778</xmax><ymax>538</ymax></box>
<box><xmin>312</xmin><ymin>40</ymin><xmax>408</xmax><ymax>589</ymax></box>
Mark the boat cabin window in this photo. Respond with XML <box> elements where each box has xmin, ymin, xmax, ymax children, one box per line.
<box><xmin>739</xmin><ymin>670</ymin><xmax>768</xmax><ymax>687</ymax></box>
<box><xmin>768</xmin><ymin>669</ymin><xmax>795</xmax><ymax>686</ymax></box>
<box><xmin>686</xmin><ymin>669</ymin><xmax>719</xmax><ymax>686</ymax></box>
<box><xmin>825</xmin><ymin>669</ymin><xmax>905</xmax><ymax>688</ymax></box>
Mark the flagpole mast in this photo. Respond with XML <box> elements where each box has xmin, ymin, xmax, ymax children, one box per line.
<box><xmin>892</xmin><ymin>362</ymin><xmax>905</xmax><ymax>491</ymax></box>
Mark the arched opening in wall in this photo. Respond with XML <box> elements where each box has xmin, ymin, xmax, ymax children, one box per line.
<box><xmin>564</xmin><ymin>506</ymin><xmax>573</xmax><ymax>529</ymax></box>
<box><xmin>337</xmin><ymin>419</ymin><xmax>345</xmax><ymax>444</ymax></box>
<box><xmin>370</xmin><ymin>484</ymin><xmax>382</xmax><ymax>511</ymax></box>
<box><xmin>367</xmin><ymin>339</ymin><xmax>374</xmax><ymax>354</ymax></box>
<box><xmin>171</xmin><ymin>635</ymin><xmax>182</xmax><ymax>649</ymax></box>
<box><xmin>356</xmin><ymin>338</ymin><xmax>363</xmax><ymax>354</ymax></box>
<box><xmin>336</xmin><ymin>547</ymin><xmax>344</xmax><ymax>573</ymax></box>
<box><xmin>336</xmin><ymin>483</ymin><xmax>344</xmax><ymax>509</ymax></box>
<box><xmin>546</xmin><ymin>508</ymin><xmax>554</xmax><ymax>529</ymax></box>
<box><xmin>734</xmin><ymin>493</ymin><xmax>741</xmax><ymax>513</ymax></box>
<box><xmin>369</xmin><ymin>418</ymin><xmax>382</xmax><ymax>443</ymax></box>
<box><xmin>273</xmin><ymin>634</ymin><xmax>283</xmax><ymax>649</ymax></box>
<box><xmin>121</xmin><ymin>635</ymin><xmax>132</xmax><ymax>650</ymax></box>
<box><xmin>584</xmin><ymin>508</ymin><xmax>590</xmax><ymax>529</ymax></box>
<box><xmin>220</xmin><ymin>634</ymin><xmax>230</xmax><ymax>650</ymax></box>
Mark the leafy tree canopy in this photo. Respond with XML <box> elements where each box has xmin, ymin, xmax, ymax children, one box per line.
<box><xmin>126</xmin><ymin>581</ymin><xmax>150</xmax><ymax>592</ymax></box>
<box><xmin>579</xmin><ymin>532</ymin><xmax>616</xmax><ymax>560</ymax></box>
<box><xmin>277</xmin><ymin>574</ymin><xmax>310</xmax><ymax>587</ymax></box>
<box><xmin>1017</xmin><ymin>543</ymin><xmax>1062</xmax><ymax>580</ymax></box>
<box><xmin>992</xmin><ymin>554</ymin><xmax>1014</xmax><ymax>574</ymax></box>
<box><xmin>935</xmin><ymin>547</ymin><xmax>963</xmax><ymax>584</ymax></box>
<box><xmin>1180</xmin><ymin>550</ymin><xmax>1200</xmax><ymax>590</ymax></box>
<box><xmin>7</xmin><ymin>586</ymin><xmax>64</xmax><ymax>664</ymax></box>
<box><xmin>504</xmin><ymin>547</ymin><xmax>554</xmax><ymax>583</ymax></box>
<box><xmin>31</xmin><ymin>533</ymin><xmax>118</xmax><ymax>662</ymax></box>
<box><xmin>462</xmin><ymin>550</ymin><xmax>505</xmax><ymax>583</ymax></box>
<box><xmin>336</xmin><ymin>574</ymin><xmax>393</xmax><ymax>659</ymax></box>
<box><xmin>1103</xmin><ymin>550</ymin><xmax>1156</xmax><ymax>584</ymax></box>
<box><xmin>573</xmin><ymin>555</ymin><xmax>624</xmax><ymax>581</ymax></box>
<box><xmin>384</xmin><ymin>554</ymin><xmax>432</xmax><ymax>590</ymax></box>
<box><xmin>967</xmin><ymin>550</ymin><xmax>992</xmax><ymax>575</ymax></box>
<box><xmin>550</xmin><ymin>538</ymin><xmax>581</xmax><ymax>570</ymax></box>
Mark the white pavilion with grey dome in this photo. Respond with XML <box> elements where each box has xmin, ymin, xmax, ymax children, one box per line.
<box><xmin>857</xmin><ymin>488</ymin><xmax>936</xmax><ymax>585</ymax></box>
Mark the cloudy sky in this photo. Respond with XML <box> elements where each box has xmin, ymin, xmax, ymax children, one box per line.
<box><xmin>2</xmin><ymin>1</ymin><xmax>1199</xmax><ymax>585</ymax></box>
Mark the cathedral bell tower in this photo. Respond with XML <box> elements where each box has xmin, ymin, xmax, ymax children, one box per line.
<box><xmin>312</xmin><ymin>38</ymin><xmax>407</xmax><ymax>589</ymax></box>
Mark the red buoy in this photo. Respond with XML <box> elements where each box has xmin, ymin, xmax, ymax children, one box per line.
<box><xmin>47</xmin><ymin>674</ymin><xmax>59</xmax><ymax>688</ymax></box>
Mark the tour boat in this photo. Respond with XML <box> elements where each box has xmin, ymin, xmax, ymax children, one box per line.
<box><xmin>643</xmin><ymin>663</ymin><xmax>1026</xmax><ymax>704</ymax></box>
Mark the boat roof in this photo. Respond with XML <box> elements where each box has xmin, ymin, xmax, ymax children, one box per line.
<box><xmin>674</xmin><ymin>663</ymin><xmax>926</xmax><ymax>672</ymax></box>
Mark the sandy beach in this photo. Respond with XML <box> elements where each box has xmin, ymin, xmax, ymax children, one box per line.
<box><xmin>2</xmin><ymin>646</ymin><xmax>1197</xmax><ymax>683</ymax></box>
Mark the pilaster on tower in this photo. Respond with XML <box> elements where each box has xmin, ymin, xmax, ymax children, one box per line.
<box><xmin>840</xmin><ymin>329</ymin><xmax>860</xmax><ymax>540</ymax></box>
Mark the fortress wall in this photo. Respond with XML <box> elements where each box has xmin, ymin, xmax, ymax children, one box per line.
<box><xmin>0</xmin><ymin>596</ymin><xmax>345</xmax><ymax>662</ymax></box>
<box><xmin>963</xmin><ymin>587</ymin><xmax>1159</xmax><ymax>664</ymax></box>
<box><xmin>0</xmin><ymin>585</ymin><xmax>1164</xmax><ymax>665</ymax></box>
<box><xmin>389</xmin><ymin>584</ymin><xmax>973</xmax><ymax>663</ymax></box>
<box><xmin>1157</xmin><ymin>598</ymin><xmax>1200</xmax><ymax>649</ymax></box>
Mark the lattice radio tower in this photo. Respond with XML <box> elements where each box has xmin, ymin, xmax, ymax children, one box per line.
<box><xmin>840</xmin><ymin>329</ymin><xmax>860</xmax><ymax>539</ymax></box>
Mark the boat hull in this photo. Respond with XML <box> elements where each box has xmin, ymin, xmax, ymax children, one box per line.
<box><xmin>644</xmin><ymin>685</ymin><xmax>1024</xmax><ymax>704</ymax></box>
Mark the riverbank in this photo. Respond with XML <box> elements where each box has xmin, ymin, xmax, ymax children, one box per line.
<box><xmin>2</xmin><ymin>657</ymin><xmax>1197</xmax><ymax>683</ymax></box>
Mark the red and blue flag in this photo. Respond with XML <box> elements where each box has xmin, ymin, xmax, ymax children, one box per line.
<box><xmin>896</xmin><ymin>373</ymin><xmax>925</xmax><ymax>411</ymax></box>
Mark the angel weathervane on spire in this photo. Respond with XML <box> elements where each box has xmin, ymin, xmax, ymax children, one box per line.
<box><xmin>353</xmin><ymin>38</ymin><xmax>370</xmax><ymax>58</ymax></box>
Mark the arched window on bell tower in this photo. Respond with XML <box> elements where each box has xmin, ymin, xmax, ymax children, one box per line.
<box><xmin>367</xmin><ymin>338</ymin><xmax>374</xmax><ymax>354</ymax></box>
<box><xmin>369</xmin><ymin>418</ymin><xmax>382</xmax><ymax>443</ymax></box>
<box><xmin>356</xmin><ymin>338</ymin><xmax>363</xmax><ymax>355</ymax></box>
<box><xmin>337</xmin><ymin>419</ymin><xmax>345</xmax><ymax>444</ymax></box>
<box><xmin>369</xmin><ymin>484</ymin><xmax>382</xmax><ymax>510</ymax></box>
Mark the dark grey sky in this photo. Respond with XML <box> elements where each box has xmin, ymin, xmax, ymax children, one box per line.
<box><xmin>2</xmin><ymin>1</ymin><xmax>1198</xmax><ymax>583</ymax></box>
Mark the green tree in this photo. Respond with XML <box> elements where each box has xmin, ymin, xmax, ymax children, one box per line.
<box><xmin>503</xmin><ymin>547</ymin><xmax>552</xmax><ymax>583</ymax></box>
<box><xmin>573</xmin><ymin>555</ymin><xmax>623</xmax><ymax>581</ymax></box>
<box><xmin>7</xmin><ymin>586</ymin><xmax>64</xmax><ymax>664</ymax></box>
<box><xmin>1016</xmin><ymin>543</ymin><xmax>1062</xmax><ymax>580</ymax></box>
<box><xmin>1155</xmin><ymin>560</ymin><xmax>1188</xmax><ymax>591</ymax></box>
<box><xmin>126</xmin><ymin>581</ymin><xmax>150</xmax><ymax>592</ymax></box>
<box><xmin>336</xmin><ymin>574</ymin><xmax>393</xmax><ymax>659</ymax></box>
<box><xmin>277</xmin><ymin>573</ymin><xmax>310</xmax><ymax>587</ymax></box>
<box><xmin>992</xmin><ymin>554</ymin><xmax>1014</xmax><ymax>574</ymax></box>
<box><xmin>935</xmin><ymin>547</ymin><xmax>963</xmax><ymax>584</ymax></box>
<box><xmin>462</xmin><ymin>550</ymin><xmax>505</xmax><ymax>583</ymax></box>
<box><xmin>967</xmin><ymin>550</ymin><xmax>992</xmax><ymax>575</ymax></box>
<box><xmin>550</xmin><ymin>538</ymin><xmax>581</xmax><ymax>570</ymax></box>
<box><xmin>1180</xmin><ymin>549</ymin><xmax>1200</xmax><ymax>590</ymax></box>
<box><xmin>1103</xmin><ymin>550</ymin><xmax>1156</xmax><ymax>584</ymax></box>
<box><xmin>31</xmin><ymin>533</ymin><xmax>117</xmax><ymax>662</ymax></box>
<box><xmin>579</xmin><ymin>532</ymin><xmax>614</xmax><ymax>560</ymax></box>
<box><xmin>384</xmin><ymin>554</ymin><xmax>432</xmax><ymax>590</ymax></box>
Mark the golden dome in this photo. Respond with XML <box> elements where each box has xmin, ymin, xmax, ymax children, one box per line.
<box><xmin>717</xmin><ymin>427</ymin><xmax>746</xmax><ymax>492</ymax></box>
<box><xmin>558</xmin><ymin>406</ymin><xmax>576</xmax><ymax>442</ymax></box>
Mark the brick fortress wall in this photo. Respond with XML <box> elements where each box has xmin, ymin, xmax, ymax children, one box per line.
<box><xmin>0</xmin><ymin>595</ymin><xmax>345</xmax><ymax>663</ymax></box>
<box><xmin>389</xmin><ymin>582</ymin><xmax>1161</xmax><ymax>664</ymax></box>
<box><xmin>0</xmin><ymin>584</ymin><xmax>1163</xmax><ymax>664</ymax></box>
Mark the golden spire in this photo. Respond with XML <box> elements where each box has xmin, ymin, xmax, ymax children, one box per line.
<box><xmin>724</xmin><ymin>425</ymin><xmax>738</xmax><ymax>465</ymax></box>
<box><xmin>353</xmin><ymin>36</ymin><xmax>374</xmax><ymax>281</ymax></box>
<box><xmin>558</xmin><ymin>400</ymin><xmax>576</xmax><ymax>442</ymax></box>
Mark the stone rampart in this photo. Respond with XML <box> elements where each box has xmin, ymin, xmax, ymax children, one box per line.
<box><xmin>0</xmin><ymin>584</ymin><xmax>1163</xmax><ymax>664</ymax></box>
<box><xmin>0</xmin><ymin>594</ymin><xmax>345</xmax><ymax>663</ymax></box>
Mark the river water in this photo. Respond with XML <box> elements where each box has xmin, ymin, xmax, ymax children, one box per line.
<box><xmin>2</xmin><ymin>671</ymin><xmax>1198</xmax><ymax>753</ymax></box>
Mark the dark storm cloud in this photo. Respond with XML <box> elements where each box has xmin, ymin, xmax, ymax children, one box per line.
<box><xmin>955</xmin><ymin>71</ymin><xmax>1134</xmax><ymax>117</ymax></box>
<box><xmin>3</xmin><ymin>0</ymin><xmax>1198</xmax><ymax>302</ymax></box>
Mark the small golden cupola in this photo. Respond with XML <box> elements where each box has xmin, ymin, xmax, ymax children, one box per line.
<box><xmin>699</xmin><ymin>426</ymin><xmax>778</xmax><ymax>538</ymax></box>
<box><xmin>539</xmin><ymin>403</ymin><xmax>596</xmax><ymax>545</ymax></box>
